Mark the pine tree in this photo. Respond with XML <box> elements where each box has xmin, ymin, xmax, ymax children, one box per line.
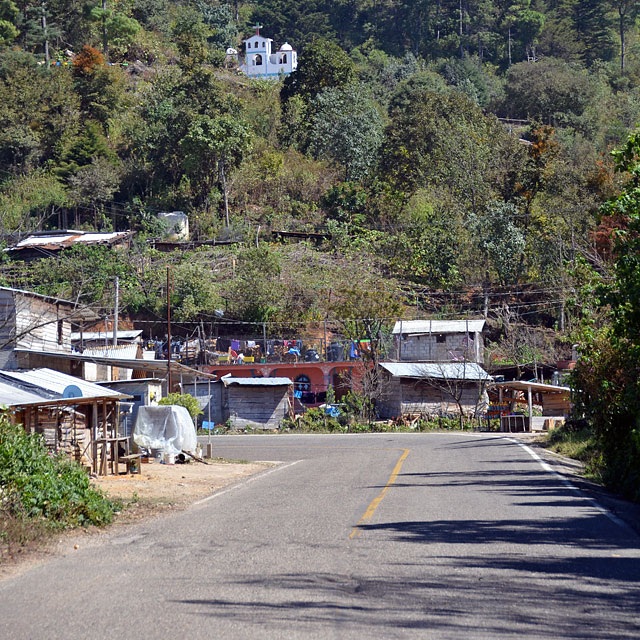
<box><xmin>573</xmin><ymin>0</ymin><xmax>615</xmax><ymax>65</ymax></box>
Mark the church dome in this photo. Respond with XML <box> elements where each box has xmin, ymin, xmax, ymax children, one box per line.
<box><xmin>279</xmin><ymin>42</ymin><xmax>293</xmax><ymax>51</ymax></box>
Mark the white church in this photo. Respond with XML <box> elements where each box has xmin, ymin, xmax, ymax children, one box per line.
<box><xmin>237</xmin><ymin>24</ymin><xmax>297</xmax><ymax>79</ymax></box>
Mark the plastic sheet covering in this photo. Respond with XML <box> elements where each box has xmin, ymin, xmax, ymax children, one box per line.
<box><xmin>133</xmin><ymin>406</ymin><xmax>197</xmax><ymax>456</ymax></box>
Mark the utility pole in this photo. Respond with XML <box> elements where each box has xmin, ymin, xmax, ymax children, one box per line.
<box><xmin>167</xmin><ymin>266</ymin><xmax>172</xmax><ymax>392</ymax></box>
<box><xmin>112</xmin><ymin>276</ymin><xmax>119</xmax><ymax>346</ymax></box>
<box><xmin>41</xmin><ymin>2</ymin><xmax>50</xmax><ymax>66</ymax></box>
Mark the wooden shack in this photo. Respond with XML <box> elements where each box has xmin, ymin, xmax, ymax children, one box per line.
<box><xmin>0</xmin><ymin>368</ymin><xmax>130</xmax><ymax>471</ymax></box>
<box><xmin>221</xmin><ymin>376</ymin><xmax>292</xmax><ymax>430</ymax></box>
<box><xmin>377</xmin><ymin>362</ymin><xmax>491</xmax><ymax>420</ymax></box>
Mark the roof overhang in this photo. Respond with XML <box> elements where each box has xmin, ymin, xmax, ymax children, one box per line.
<box><xmin>13</xmin><ymin>349</ymin><xmax>217</xmax><ymax>380</ymax></box>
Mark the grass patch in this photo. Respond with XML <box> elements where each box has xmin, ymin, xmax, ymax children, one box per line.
<box><xmin>543</xmin><ymin>425</ymin><xmax>603</xmax><ymax>481</ymax></box>
<box><xmin>206</xmin><ymin>457</ymin><xmax>250</xmax><ymax>464</ymax></box>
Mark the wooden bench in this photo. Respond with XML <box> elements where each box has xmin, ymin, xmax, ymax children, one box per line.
<box><xmin>118</xmin><ymin>453</ymin><xmax>142</xmax><ymax>475</ymax></box>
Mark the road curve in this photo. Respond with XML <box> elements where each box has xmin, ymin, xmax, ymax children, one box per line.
<box><xmin>1</xmin><ymin>433</ymin><xmax>638</xmax><ymax>639</ymax></box>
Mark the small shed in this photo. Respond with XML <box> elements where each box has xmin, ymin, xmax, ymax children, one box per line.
<box><xmin>221</xmin><ymin>376</ymin><xmax>292</xmax><ymax>430</ymax></box>
<box><xmin>377</xmin><ymin>362</ymin><xmax>492</xmax><ymax>420</ymax></box>
<box><xmin>491</xmin><ymin>381</ymin><xmax>571</xmax><ymax>432</ymax></box>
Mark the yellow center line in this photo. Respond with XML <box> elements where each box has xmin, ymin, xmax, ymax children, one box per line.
<box><xmin>349</xmin><ymin>448</ymin><xmax>410</xmax><ymax>539</ymax></box>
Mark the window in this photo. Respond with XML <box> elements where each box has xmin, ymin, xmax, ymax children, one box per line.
<box><xmin>254</xmin><ymin>54</ymin><xmax>263</xmax><ymax>66</ymax></box>
<box><xmin>281</xmin><ymin>54</ymin><xmax>287</xmax><ymax>64</ymax></box>
<box><xmin>436</xmin><ymin>334</ymin><xmax>446</xmax><ymax>344</ymax></box>
<box><xmin>294</xmin><ymin>374</ymin><xmax>311</xmax><ymax>392</ymax></box>
<box><xmin>57</xmin><ymin>319</ymin><xmax>63</xmax><ymax>345</ymax></box>
<box><xmin>262</xmin><ymin>41</ymin><xmax>265</xmax><ymax>47</ymax></box>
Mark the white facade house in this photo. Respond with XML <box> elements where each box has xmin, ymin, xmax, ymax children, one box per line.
<box><xmin>240</xmin><ymin>25</ymin><xmax>297</xmax><ymax>79</ymax></box>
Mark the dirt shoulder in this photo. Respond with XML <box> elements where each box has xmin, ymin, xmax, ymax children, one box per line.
<box><xmin>92</xmin><ymin>458</ymin><xmax>271</xmax><ymax>509</ymax></box>
<box><xmin>0</xmin><ymin>458</ymin><xmax>271</xmax><ymax>581</ymax></box>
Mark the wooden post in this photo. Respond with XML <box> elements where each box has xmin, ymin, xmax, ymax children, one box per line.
<box><xmin>167</xmin><ymin>266</ymin><xmax>172</xmax><ymax>392</ymax></box>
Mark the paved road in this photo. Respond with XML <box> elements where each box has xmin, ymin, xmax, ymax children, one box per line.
<box><xmin>1</xmin><ymin>433</ymin><xmax>639</xmax><ymax>639</ymax></box>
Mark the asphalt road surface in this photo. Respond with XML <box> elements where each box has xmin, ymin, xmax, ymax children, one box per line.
<box><xmin>1</xmin><ymin>433</ymin><xmax>639</xmax><ymax>639</ymax></box>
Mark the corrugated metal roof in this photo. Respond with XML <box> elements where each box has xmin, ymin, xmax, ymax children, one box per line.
<box><xmin>492</xmin><ymin>381</ymin><xmax>570</xmax><ymax>394</ymax></box>
<box><xmin>0</xmin><ymin>380</ymin><xmax>53</xmax><ymax>406</ymax></box>
<box><xmin>81</xmin><ymin>344</ymin><xmax>139</xmax><ymax>359</ymax></box>
<box><xmin>0</xmin><ymin>368</ymin><xmax>129</xmax><ymax>407</ymax></box>
<box><xmin>13</xmin><ymin>349</ymin><xmax>217</xmax><ymax>380</ymax></box>
<box><xmin>71</xmin><ymin>330</ymin><xmax>143</xmax><ymax>342</ymax></box>
<box><xmin>5</xmin><ymin>231</ymin><xmax>132</xmax><ymax>252</ymax></box>
<box><xmin>0</xmin><ymin>285</ymin><xmax>76</xmax><ymax>307</ymax></box>
<box><xmin>221</xmin><ymin>375</ymin><xmax>292</xmax><ymax>387</ymax></box>
<box><xmin>0</xmin><ymin>368</ymin><xmax>124</xmax><ymax>398</ymax></box>
<box><xmin>380</xmin><ymin>362</ymin><xmax>492</xmax><ymax>381</ymax></box>
<box><xmin>392</xmin><ymin>319</ymin><xmax>486</xmax><ymax>335</ymax></box>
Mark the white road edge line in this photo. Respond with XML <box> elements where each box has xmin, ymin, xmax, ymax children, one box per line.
<box><xmin>505</xmin><ymin>437</ymin><xmax>630</xmax><ymax>531</ymax></box>
<box><xmin>192</xmin><ymin>460</ymin><xmax>302</xmax><ymax>506</ymax></box>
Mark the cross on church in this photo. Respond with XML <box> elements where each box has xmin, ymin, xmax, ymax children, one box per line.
<box><xmin>254</xmin><ymin>23</ymin><xmax>263</xmax><ymax>36</ymax></box>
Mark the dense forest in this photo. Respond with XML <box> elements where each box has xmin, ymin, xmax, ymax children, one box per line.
<box><xmin>1</xmin><ymin>2</ymin><xmax>640</xmax><ymax>492</ymax></box>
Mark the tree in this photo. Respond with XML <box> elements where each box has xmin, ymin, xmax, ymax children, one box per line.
<box><xmin>0</xmin><ymin>0</ymin><xmax>19</xmax><ymax>45</ymax></box>
<box><xmin>418</xmin><ymin>361</ymin><xmax>490</xmax><ymax>429</ymax></box>
<box><xmin>500</xmin><ymin>58</ymin><xmax>598</xmax><ymax>125</ymax></box>
<box><xmin>179</xmin><ymin>112</ymin><xmax>252</xmax><ymax>223</ymax></box>
<box><xmin>381</xmin><ymin>83</ymin><xmax>503</xmax><ymax>213</ymax></box>
<box><xmin>0</xmin><ymin>170</ymin><xmax>67</xmax><ymax>233</ymax></box>
<box><xmin>573</xmin><ymin>0</ymin><xmax>615</xmax><ymax>66</ymax></box>
<box><xmin>470</xmin><ymin>201</ymin><xmax>526</xmax><ymax>285</ymax></box>
<box><xmin>329</xmin><ymin>284</ymin><xmax>403</xmax><ymax>421</ymax></box>
<box><xmin>571</xmin><ymin>129</ymin><xmax>640</xmax><ymax>500</ymax></box>
<box><xmin>306</xmin><ymin>83</ymin><xmax>384</xmax><ymax>181</ymax></box>
<box><xmin>281</xmin><ymin>38</ymin><xmax>354</xmax><ymax>106</ymax></box>
<box><xmin>609</xmin><ymin>0</ymin><xmax>640</xmax><ymax>71</ymax></box>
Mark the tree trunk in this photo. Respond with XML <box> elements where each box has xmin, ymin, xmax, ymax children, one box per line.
<box><xmin>620</xmin><ymin>8</ymin><xmax>626</xmax><ymax>72</ymax></box>
<box><xmin>102</xmin><ymin>0</ymin><xmax>108</xmax><ymax>59</ymax></box>
<box><xmin>220</xmin><ymin>159</ymin><xmax>230</xmax><ymax>227</ymax></box>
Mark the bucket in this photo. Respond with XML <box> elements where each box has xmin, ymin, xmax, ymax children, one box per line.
<box><xmin>151</xmin><ymin>447</ymin><xmax>164</xmax><ymax>462</ymax></box>
<box><xmin>164</xmin><ymin>451</ymin><xmax>175</xmax><ymax>465</ymax></box>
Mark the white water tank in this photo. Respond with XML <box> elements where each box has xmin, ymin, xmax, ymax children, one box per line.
<box><xmin>158</xmin><ymin>211</ymin><xmax>189</xmax><ymax>241</ymax></box>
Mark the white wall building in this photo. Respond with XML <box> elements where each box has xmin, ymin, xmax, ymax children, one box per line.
<box><xmin>240</xmin><ymin>25</ymin><xmax>297</xmax><ymax>79</ymax></box>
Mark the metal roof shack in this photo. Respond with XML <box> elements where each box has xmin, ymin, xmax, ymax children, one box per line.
<box><xmin>392</xmin><ymin>319</ymin><xmax>486</xmax><ymax>335</ymax></box>
<box><xmin>377</xmin><ymin>362</ymin><xmax>491</xmax><ymax>421</ymax></box>
<box><xmin>4</xmin><ymin>230</ymin><xmax>134</xmax><ymax>260</ymax></box>
<box><xmin>490</xmin><ymin>380</ymin><xmax>571</xmax><ymax>433</ymax></box>
<box><xmin>0</xmin><ymin>368</ymin><xmax>131</xmax><ymax>471</ymax></box>
<box><xmin>380</xmin><ymin>362</ymin><xmax>491</xmax><ymax>381</ymax></box>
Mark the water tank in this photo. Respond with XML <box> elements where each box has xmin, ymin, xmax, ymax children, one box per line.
<box><xmin>158</xmin><ymin>211</ymin><xmax>189</xmax><ymax>241</ymax></box>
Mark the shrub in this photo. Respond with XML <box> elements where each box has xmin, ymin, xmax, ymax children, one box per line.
<box><xmin>158</xmin><ymin>393</ymin><xmax>203</xmax><ymax>422</ymax></box>
<box><xmin>0</xmin><ymin>415</ymin><xmax>115</xmax><ymax>530</ymax></box>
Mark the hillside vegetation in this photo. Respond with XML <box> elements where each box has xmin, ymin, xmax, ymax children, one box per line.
<box><xmin>1</xmin><ymin>2</ymin><xmax>640</xmax><ymax>496</ymax></box>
